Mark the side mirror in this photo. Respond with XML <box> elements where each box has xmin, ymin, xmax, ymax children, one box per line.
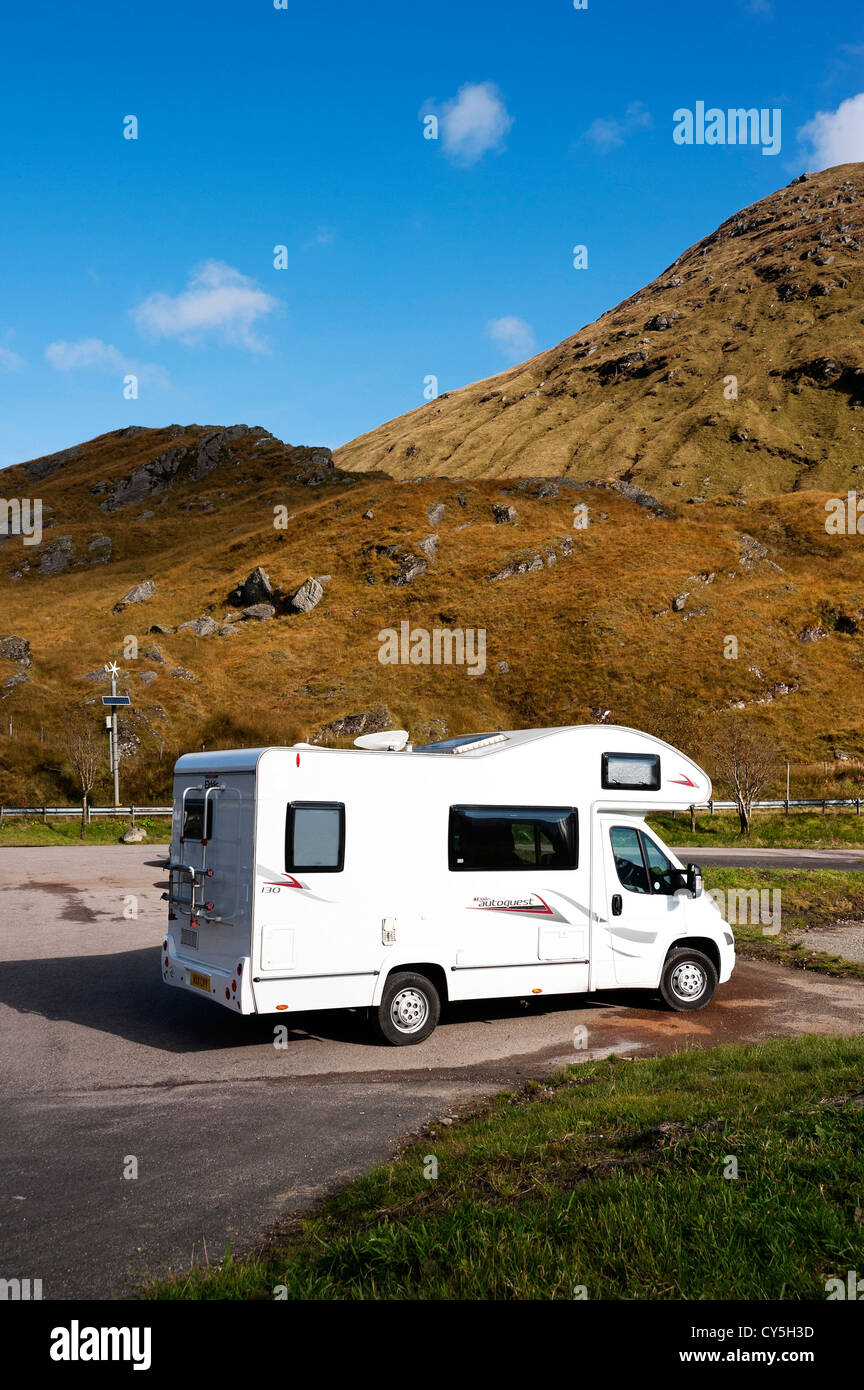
<box><xmin>687</xmin><ymin>863</ymin><xmax>703</xmax><ymax>898</ymax></box>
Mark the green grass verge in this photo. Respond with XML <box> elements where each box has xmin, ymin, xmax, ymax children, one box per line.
<box><xmin>140</xmin><ymin>1035</ymin><xmax>864</xmax><ymax>1300</ymax></box>
<box><xmin>0</xmin><ymin>816</ymin><xmax>169</xmax><ymax>847</ymax></box>
<box><xmin>650</xmin><ymin>810</ymin><xmax>864</xmax><ymax>849</ymax></box>
<box><xmin>703</xmin><ymin>867</ymin><xmax>864</xmax><ymax>980</ymax></box>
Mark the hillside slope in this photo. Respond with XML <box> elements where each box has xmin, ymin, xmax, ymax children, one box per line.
<box><xmin>1</xmin><ymin>420</ymin><xmax>863</xmax><ymax>803</ymax></box>
<box><xmin>336</xmin><ymin>164</ymin><xmax>864</xmax><ymax>500</ymax></box>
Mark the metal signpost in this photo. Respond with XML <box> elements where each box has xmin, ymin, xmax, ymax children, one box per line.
<box><xmin>102</xmin><ymin>662</ymin><xmax>131</xmax><ymax>808</ymax></box>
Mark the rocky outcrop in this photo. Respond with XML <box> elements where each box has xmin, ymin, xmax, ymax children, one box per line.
<box><xmin>312</xmin><ymin>705</ymin><xmax>395</xmax><ymax>745</ymax></box>
<box><xmin>23</xmin><ymin>445</ymin><xmax>80</xmax><ymax>482</ymax></box>
<box><xmin>36</xmin><ymin>537</ymin><xmax>74</xmax><ymax>576</ymax></box>
<box><xmin>487</xmin><ymin>537</ymin><xmax>573</xmax><ymax>582</ymax></box>
<box><xmin>99</xmin><ymin>426</ymin><xmax>272</xmax><ymax>512</ymax></box>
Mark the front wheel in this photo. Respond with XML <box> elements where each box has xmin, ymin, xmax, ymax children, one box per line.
<box><xmin>375</xmin><ymin>971</ymin><xmax>441</xmax><ymax>1045</ymax></box>
<box><xmin>659</xmin><ymin>948</ymin><xmax>718</xmax><ymax>1012</ymax></box>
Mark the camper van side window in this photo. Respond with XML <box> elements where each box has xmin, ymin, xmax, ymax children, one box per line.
<box><xmin>286</xmin><ymin>802</ymin><xmax>345</xmax><ymax>873</ymax></box>
<box><xmin>182</xmin><ymin>798</ymin><xmax>213</xmax><ymax>841</ymax></box>
<box><xmin>449</xmin><ymin>807</ymin><xmax>578</xmax><ymax>871</ymax></box>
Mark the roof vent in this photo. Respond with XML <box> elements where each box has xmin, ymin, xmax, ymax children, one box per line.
<box><xmin>452</xmin><ymin>733</ymin><xmax>508</xmax><ymax>755</ymax></box>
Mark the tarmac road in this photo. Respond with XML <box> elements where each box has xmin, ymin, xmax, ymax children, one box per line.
<box><xmin>671</xmin><ymin>846</ymin><xmax>864</xmax><ymax>870</ymax></box>
<box><xmin>1</xmin><ymin>845</ymin><xmax>863</xmax><ymax>1301</ymax></box>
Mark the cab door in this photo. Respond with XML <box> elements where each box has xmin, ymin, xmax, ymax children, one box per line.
<box><xmin>598</xmin><ymin>818</ymin><xmax>687</xmax><ymax>986</ymax></box>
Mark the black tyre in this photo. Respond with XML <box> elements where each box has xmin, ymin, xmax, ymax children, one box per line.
<box><xmin>659</xmin><ymin>948</ymin><xmax>718</xmax><ymax>1012</ymax></box>
<box><xmin>375</xmin><ymin>971</ymin><xmax>441</xmax><ymax>1045</ymax></box>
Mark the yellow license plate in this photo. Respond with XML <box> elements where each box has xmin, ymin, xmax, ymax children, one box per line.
<box><xmin>189</xmin><ymin>971</ymin><xmax>211</xmax><ymax>992</ymax></box>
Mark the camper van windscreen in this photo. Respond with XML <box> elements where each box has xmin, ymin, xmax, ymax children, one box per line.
<box><xmin>601</xmin><ymin>752</ymin><xmax>661</xmax><ymax>791</ymax></box>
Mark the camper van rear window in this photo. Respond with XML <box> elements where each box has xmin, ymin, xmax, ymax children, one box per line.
<box><xmin>449</xmin><ymin>806</ymin><xmax>578</xmax><ymax>872</ymax></box>
<box><xmin>601</xmin><ymin>752</ymin><xmax>661</xmax><ymax>791</ymax></box>
<box><xmin>182</xmin><ymin>798</ymin><xmax>214</xmax><ymax>841</ymax></box>
<box><xmin>285</xmin><ymin>801</ymin><xmax>345</xmax><ymax>873</ymax></box>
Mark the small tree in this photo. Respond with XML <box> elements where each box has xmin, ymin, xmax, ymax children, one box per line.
<box><xmin>63</xmin><ymin>716</ymin><xmax>102</xmax><ymax>839</ymax></box>
<box><xmin>709</xmin><ymin>717</ymin><xmax>777</xmax><ymax>835</ymax></box>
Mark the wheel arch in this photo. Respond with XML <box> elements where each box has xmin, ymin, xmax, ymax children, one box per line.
<box><xmin>665</xmin><ymin>935</ymin><xmax>721</xmax><ymax>975</ymax></box>
<box><xmin>373</xmin><ymin>961</ymin><xmax>449</xmax><ymax>1006</ymax></box>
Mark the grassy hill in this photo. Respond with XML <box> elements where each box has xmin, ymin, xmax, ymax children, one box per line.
<box><xmin>337</xmin><ymin>164</ymin><xmax>864</xmax><ymax>501</ymax></box>
<box><xmin>1</xmin><ymin>167</ymin><xmax>864</xmax><ymax>805</ymax></box>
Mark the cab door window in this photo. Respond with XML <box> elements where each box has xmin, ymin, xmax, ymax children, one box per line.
<box><xmin>610</xmin><ymin>826</ymin><xmax>681</xmax><ymax>896</ymax></box>
<box><xmin>609</xmin><ymin>826</ymin><xmax>650</xmax><ymax>894</ymax></box>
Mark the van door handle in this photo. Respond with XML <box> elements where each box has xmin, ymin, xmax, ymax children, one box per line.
<box><xmin>611</xmin><ymin>894</ymin><xmax>622</xmax><ymax>917</ymax></box>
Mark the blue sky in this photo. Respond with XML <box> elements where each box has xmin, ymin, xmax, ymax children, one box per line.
<box><xmin>1</xmin><ymin>0</ymin><xmax>862</xmax><ymax>470</ymax></box>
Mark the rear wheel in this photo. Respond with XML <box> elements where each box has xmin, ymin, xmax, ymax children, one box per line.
<box><xmin>659</xmin><ymin>948</ymin><xmax>718</xmax><ymax>1012</ymax></box>
<box><xmin>375</xmin><ymin>971</ymin><xmax>440</xmax><ymax>1046</ymax></box>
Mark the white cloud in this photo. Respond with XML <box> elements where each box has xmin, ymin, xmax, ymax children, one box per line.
<box><xmin>798</xmin><ymin>92</ymin><xmax>864</xmax><ymax>170</ymax></box>
<box><xmin>581</xmin><ymin>101</ymin><xmax>653</xmax><ymax>153</ymax></box>
<box><xmin>44</xmin><ymin>338</ymin><xmax>168</xmax><ymax>386</ymax></box>
<box><xmin>45</xmin><ymin>338</ymin><xmax>127</xmax><ymax>372</ymax></box>
<box><xmin>0</xmin><ymin>345</ymin><xmax>25</xmax><ymax>371</ymax></box>
<box><xmin>487</xmin><ymin>316</ymin><xmax>536</xmax><ymax>362</ymax></box>
<box><xmin>132</xmin><ymin>260</ymin><xmax>278</xmax><ymax>351</ymax></box>
<box><xmin>438</xmin><ymin>82</ymin><xmax>513</xmax><ymax>166</ymax></box>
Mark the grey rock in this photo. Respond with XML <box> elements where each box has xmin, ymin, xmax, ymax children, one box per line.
<box><xmin>488</xmin><ymin>550</ymin><xmax>545</xmax><ymax>582</ymax></box>
<box><xmin>148</xmin><ymin>624</ymin><xmax>173</xmax><ymax>634</ymax></box>
<box><xmin>113</xmin><ymin>580</ymin><xmax>155</xmax><ymax>613</ymax></box>
<box><xmin>0</xmin><ymin>635</ymin><xmax>31</xmax><ymax>667</ymax></box>
<box><xmin>496</xmin><ymin>661</ymin><xmax>510</xmax><ymax>673</ymax></box>
<box><xmin>644</xmin><ymin>313</ymin><xmax>678</xmax><ymax>331</ymax></box>
<box><xmin>427</xmin><ymin>502</ymin><xmax>445</xmax><ymax>525</ymax></box>
<box><xmin>138</xmin><ymin>670</ymin><xmax>158</xmax><ymax>686</ymax></box>
<box><xmin>140</xmin><ymin>643</ymin><xmax>166</xmax><ymax>664</ymax></box>
<box><xmin>228</xmin><ymin>566</ymin><xmax>273</xmax><ymax>607</ymax></box>
<box><xmin>288</xmin><ymin>578</ymin><xmax>325</xmax><ymax>613</ymax></box>
<box><xmin>798</xmin><ymin>624</ymin><xmax>827</xmax><ymax>643</ymax></box>
<box><xmin>178</xmin><ymin>615</ymin><xmax>220</xmax><ymax>637</ymax></box>
<box><xmin>122</xmin><ymin>826</ymin><xmax>147</xmax><ymax>843</ymax></box>
<box><xmin>242</xmin><ymin>603</ymin><xmax>276</xmax><ymax>621</ymax></box>
<box><xmin>362</xmin><ymin>509</ymin><xmax>374</xmax><ymax>520</ymax></box>
<box><xmin>492</xmin><ymin>504</ymin><xmax>518</xmax><ymax>524</ymax></box>
<box><xmin>671</xmin><ymin>593</ymin><xmax>689</xmax><ymax>612</ymax></box>
<box><xmin>218</xmin><ymin>624</ymin><xmax>241</xmax><ymax>636</ymax></box>
<box><xmin>394</xmin><ymin>555</ymin><xmax>427</xmax><ymax>587</ymax></box>
<box><xmin>169</xmin><ymin>666</ymin><xmax>196</xmax><ymax>680</ymax></box>
<box><xmin>418</xmin><ymin>534</ymin><xmax>438</xmax><ymax>558</ymax></box>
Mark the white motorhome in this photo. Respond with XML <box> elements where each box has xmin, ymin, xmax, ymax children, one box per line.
<box><xmin>162</xmin><ymin>725</ymin><xmax>734</xmax><ymax>1044</ymax></box>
